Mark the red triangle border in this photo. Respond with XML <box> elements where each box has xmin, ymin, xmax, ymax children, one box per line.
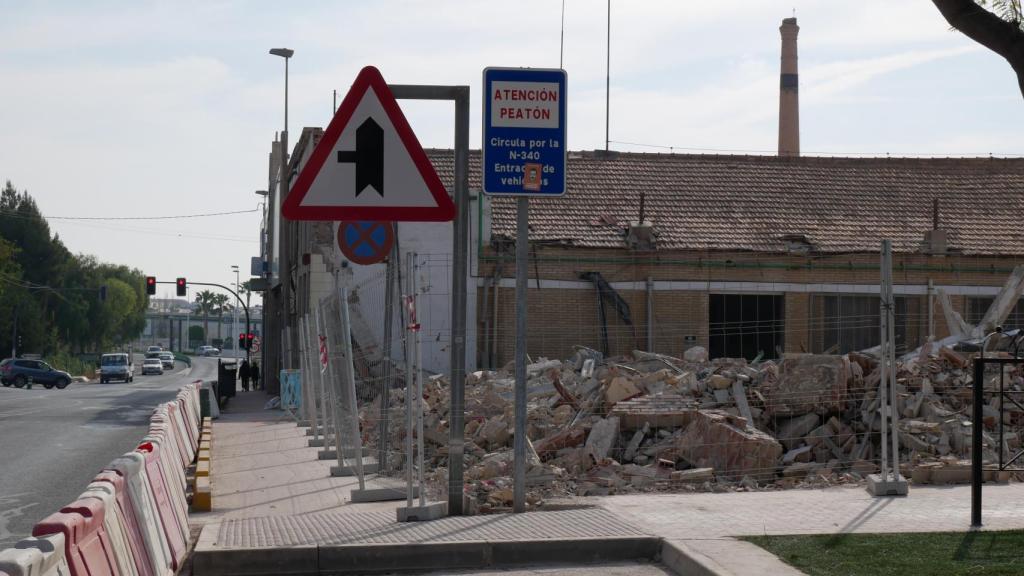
<box><xmin>282</xmin><ymin>66</ymin><xmax>455</xmax><ymax>222</ymax></box>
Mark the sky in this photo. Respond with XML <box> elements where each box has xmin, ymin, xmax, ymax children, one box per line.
<box><xmin>1</xmin><ymin>0</ymin><xmax>1022</xmax><ymax>303</ymax></box>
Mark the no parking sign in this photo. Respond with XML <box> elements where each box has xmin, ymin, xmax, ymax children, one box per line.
<box><xmin>337</xmin><ymin>221</ymin><xmax>395</xmax><ymax>265</ymax></box>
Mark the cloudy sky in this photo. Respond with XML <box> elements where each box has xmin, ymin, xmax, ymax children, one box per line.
<box><xmin>1</xmin><ymin>0</ymin><xmax>1021</xmax><ymax>299</ymax></box>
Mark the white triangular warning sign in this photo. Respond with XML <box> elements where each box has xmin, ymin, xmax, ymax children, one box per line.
<box><xmin>283</xmin><ymin>66</ymin><xmax>455</xmax><ymax>222</ymax></box>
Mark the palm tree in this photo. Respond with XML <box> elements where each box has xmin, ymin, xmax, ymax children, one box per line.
<box><xmin>212</xmin><ymin>293</ymin><xmax>230</xmax><ymax>344</ymax></box>
<box><xmin>194</xmin><ymin>290</ymin><xmax>218</xmax><ymax>346</ymax></box>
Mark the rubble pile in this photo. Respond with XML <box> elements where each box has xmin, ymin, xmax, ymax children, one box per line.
<box><xmin>359</xmin><ymin>343</ymin><xmax>1022</xmax><ymax>513</ymax></box>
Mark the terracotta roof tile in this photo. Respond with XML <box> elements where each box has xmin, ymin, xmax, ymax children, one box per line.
<box><xmin>425</xmin><ymin>149</ymin><xmax>1024</xmax><ymax>256</ymax></box>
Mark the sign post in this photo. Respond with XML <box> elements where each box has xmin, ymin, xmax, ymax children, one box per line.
<box><xmin>483</xmin><ymin>67</ymin><xmax>567</xmax><ymax>513</ymax></box>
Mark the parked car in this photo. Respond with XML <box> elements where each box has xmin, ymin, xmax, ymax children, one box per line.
<box><xmin>0</xmin><ymin>358</ymin><xmax>72</xmax><ymax>389</ymax></box>
<box><xmin>141</xmin><ymin>357</ymin><xmax>164</xmax><ymax>375</ymax></box>
<box><xmin>99</xmin><ymin>352</ymin><xmax>134</xmax><ymax>383</ymax></box>
<box><xmin>198</xmin><ymin>346</ymin><xmax>220</xmax><ymax>357</ymax></box>
<box><xmin>158</xmin><ymin>352</ymin><xmax>175</xmax><ymax>369</ymax></box>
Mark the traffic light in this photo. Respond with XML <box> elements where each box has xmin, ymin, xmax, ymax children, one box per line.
<box><xmin>176</xmin><ymin>277</ymin><xmax>187</xmax><ymax>297</ymax></box>
<box><xmin>145</xmin><ymin>276</ymin><xmax>156</xmax><ymax>295</ymax></box>
<box><xmin>238</xmin><ymin>333</ymin><xmax>246</xmax><ymax>351</ymax></box>
<box><xmin>246</xmin><ymin>333</ymin><xmax>255</xmax><ymax>350</ymax></box>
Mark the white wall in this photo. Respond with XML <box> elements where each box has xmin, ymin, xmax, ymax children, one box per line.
<box><xmin>328</xmin><ymin>195</ymin><xmax>480</xmax><ymax>376</ymax></box>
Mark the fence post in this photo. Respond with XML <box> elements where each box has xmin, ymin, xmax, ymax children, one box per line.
<box><xmin>972</xmin><ymin>357</ymin><xmax>984</xmax><ymax>527</ymax></box>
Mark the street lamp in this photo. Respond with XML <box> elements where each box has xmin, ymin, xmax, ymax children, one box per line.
<box><xmin>269</xmin><ymin>48</ymin><xmax>293</xmax><ymax>140</ymax></box>
<box><xmin>270</xmin><ymin>47</ymin><xmax>294</xmax><ymax>375</ymax></box>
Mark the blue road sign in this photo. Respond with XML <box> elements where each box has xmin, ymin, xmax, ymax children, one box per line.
<box><xmin>482</xmin><ymin>67</ymin><xmax>567</xmax><ymax>196</ymax></box>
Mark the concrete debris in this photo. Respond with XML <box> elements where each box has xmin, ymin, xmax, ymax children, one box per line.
<box><xmin>357</xmin><ymin>341</ymin><xmax>1023</xmax><ymax>514</ymax></box>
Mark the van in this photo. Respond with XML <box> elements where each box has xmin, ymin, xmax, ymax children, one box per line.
<box><xmin>99</xmin><ymin>353</ymin><xmax>135</xmax><ymax>383</ymax></box>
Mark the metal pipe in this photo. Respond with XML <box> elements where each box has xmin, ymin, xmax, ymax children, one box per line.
<box><xmin>405</xmin><ymin>252</ymin><xmax>415</xmax><ymax>508</ymax></box>
<box><xmin>884</xmin><ymin>241</ymin><xmax>900</xmax><ymax>481</ymax></box>
<box><xmin>927</xmin><ymin>278</ymin><xmax>935</xmax><ymax>341</ymax></box>
<box><xmin>339</xmin><ymin>287</ymin><xmax>366</xmax><ymax>489</ymax></box>
<box><xmin>380</xmin><ymin>238</ymin><xmax>397</xmax><ymax>471</ymax></box>
<box><xmin>879</xmin><ymin>241</ymin><xmax>890</xmax><ymax>481</ymax></box>
<box><xmin>448</xmin><ymin>85</ymin><xmax>470</xmax><ymax>515</ymax></box>
<box><xmin>513</xmin><ymin>197</ymin><xmax>529</xmax><ymax>513</ymax></box>
<box><xmin>646</xmin><ymin>276</ymin><xmax>654</xmax><ymax>351</ymax></box>
<box><xmin>972</xmin><ymin>357</ymin><xmax>984</xmax><ymax>527</ymax></box>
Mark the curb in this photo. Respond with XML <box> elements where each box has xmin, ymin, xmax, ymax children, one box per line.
<box><xmin>192</xmin><ymin>533</ymin><xmax>662</xmax><ymax>575</ymax></box>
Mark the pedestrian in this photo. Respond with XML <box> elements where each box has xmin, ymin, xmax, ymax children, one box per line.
<box><xmin>251</xmin><ymin>362</ymin><xmax>261</xmax><ymax>390</ymax></box>
<box><xmin>239</xmin><ymin>359</ymin><xmax>250</xmax><ymax>391</ymax></box>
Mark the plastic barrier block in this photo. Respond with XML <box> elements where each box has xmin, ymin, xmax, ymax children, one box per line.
<box><xmin>150</xmin><ymin>410</ymin><xmax>188</xmax><ymax>469</ymax></box>
<box><xmin>0</xmin><ymin>533</ymin><xmax>71</xmax><ymax>576</ymax></box>
<box><xmin>197</xmin><ymin>450</ymin><xmax>210</xmax><ymax>462</ymax></box>
<box><xmin>176</xmin><ymin>396</ymin><xmax>198</xmax><ymax>452</ymax></box>
<box><xmin>195</xmin><ymin>460</ymin><xmax>210</xmax><ymax>477</ymax></box>
<box><xmin>92</xmin><ymin>471</ymin><xmax>154</xmax><ymax>576</ymax></box>
<box><xmin>135</xmin><ymin>443</ymin><xmax>186</xmax><ymax>570</ymax></box>
<box><xmin>166</xmin><ymin>402</ymin><xmax>195</xmax><ymax>463</ymax></box>
<box><xmin>139</xmin><ymin>437</ymin><xmax>188</xmax><ymax>531</ymax></box>
<box><xmin>106</xmin><ymin>454</ymin><xmax>173</xmax><ymax>576</ymax></box>
<box><xmin>192</xmin><ymin>477</ymin><xmax>211</xmax><ymax>512</ymax></box>
<box><xmin>33</xmin><ymin>499</ymin><xmax>118</xmax><ymax>576</ymax></box>
<box><xmin>78</xmin><ymin>483</ymin><xmax>136</xmax><ymax>576</ymax></box>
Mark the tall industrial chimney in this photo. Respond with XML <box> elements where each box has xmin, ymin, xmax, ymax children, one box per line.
<box><xmin>778</xmin><ymin>17</ymin><xmax>800</xmax><ymax>157</ymax></box>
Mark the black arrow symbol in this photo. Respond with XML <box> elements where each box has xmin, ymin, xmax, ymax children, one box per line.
<box><xmin>336</xmin><ymin>118</ymin><xmax>384</xmax><ymax>197</ymax></box>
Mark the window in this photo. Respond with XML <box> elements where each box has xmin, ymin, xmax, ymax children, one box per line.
<box><xmin>709</xmin><ymin>294</ymin><xmax>784</xmax><ymax>361</ymax></box>
<box><xmin>967</xmin><ymin>297</ymin><xmax>1024</xmax><ymax>329</ymax></box>
<box><xmin>819</xmin><ymin>294</ymin><xmax>909</xmax><ymax>354</ymax></box>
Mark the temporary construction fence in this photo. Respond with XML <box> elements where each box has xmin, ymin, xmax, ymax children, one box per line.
<box><xmin>0</xmin><ymin>381</ymin><xmax>203</xmax><ymax>576</ymax></box>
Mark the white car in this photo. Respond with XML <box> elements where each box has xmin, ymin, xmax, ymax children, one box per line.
<box><xmin>197</xmin><ymin>346</ymin><xmax>220</xmax><ymax>357</ymax></box>
<box><xmin>158</xmin><ymin>352</ymin><xmax>175</xmax><ymax>369</ymax></box>
<box><xmin>99</xmin><ymin>353</ymin><xmax>135</xmax><ymax>383</ymax></box>
<box><xmin>146</xmin><ymin>345</ymin><xmax>162</xmax><ymax>354</ymax></box>
<box><xmin>141</xmin><ymin>357</ymin><xmax>163</xmax><ymax>375</ymax></box>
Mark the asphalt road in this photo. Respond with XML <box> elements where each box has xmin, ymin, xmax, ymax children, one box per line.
<box><xmin>0</xmin><ymin>356</ymin><xmax>218</xmax><ymax>548</ymax></box>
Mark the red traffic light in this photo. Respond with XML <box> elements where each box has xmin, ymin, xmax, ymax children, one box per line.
<box><xmin>145</xmin><ymin>276</ymin><xmax>156</xmax><ymax>295</ymax></box>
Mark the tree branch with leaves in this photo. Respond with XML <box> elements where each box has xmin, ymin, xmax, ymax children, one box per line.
<box><xmin>932</xmin><ymin>0</ymin><xmax>1024</xmax><ymax>97</ymax></box>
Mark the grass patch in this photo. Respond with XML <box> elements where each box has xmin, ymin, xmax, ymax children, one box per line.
<box><xmin>744</xmin><ymin>531</ymin><xmax>1024</xmax><ymax>576</ymax></box>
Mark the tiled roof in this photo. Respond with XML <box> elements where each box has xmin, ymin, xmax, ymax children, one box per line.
<box><xmin>424</xmin><ymin>150</ymin><xmax>1024</xmax><ymax>256</ymax></box>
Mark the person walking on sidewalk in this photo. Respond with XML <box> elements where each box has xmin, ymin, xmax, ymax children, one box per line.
<box><xmin>251</xmin><ymin>362</ymin><xmax>261</xmax><ymax>390</ymax></box>
<box><xmin>239</xmin><ymin>359</ymin><xmax>251</xmax><ymax>391</ymax></box>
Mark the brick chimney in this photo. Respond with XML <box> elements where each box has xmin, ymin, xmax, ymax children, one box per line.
<box><xmin>778</xmin><ymin>17</ymin><xmax>800</xmax><ymax>157</ymax></box>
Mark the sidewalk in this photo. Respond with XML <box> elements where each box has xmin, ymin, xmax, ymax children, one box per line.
<box><xmin>188</xmin><ymin>393</ymin><xmax>1024</xmax><ymax>576</ymax></box>
<box><xmin>591</xmin><ymin>483</ymin><xmax>1024</xmax><ymax>575</ymax></box>
<box><xmin>189</xmin><ymin>393</ymin><xmax>661</xmax><ymax>575</ymax></box>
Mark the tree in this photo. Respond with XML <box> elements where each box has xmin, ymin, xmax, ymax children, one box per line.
<box><xmin>212</xmin><ymin>293</ymin><xmax>230</xmax><ymax>342</ymax></box>
<box><xmin>932</xmin><ymin>0</ymin><xmax>1024</xmax><ymax>97</ymax></box>
<box><xmin>194</xmin><ymin>290</ymin><xmax>218</xmax><ymax>345</ymax></box>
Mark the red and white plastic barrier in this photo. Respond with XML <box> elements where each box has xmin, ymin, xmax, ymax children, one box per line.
<box><xmin>0</xmin><ymin>533</ymin><xmax>71</xmax><ymax>576</ymax></box>
<box><xmin>0</xmin><ymin>382</ymin><xmax>203</xmax><ymax>576</ymax></box>
<box><xmin>32</xmin><ymin>498</ymin><xmax>119</xmax><ymax>576</ymax></box>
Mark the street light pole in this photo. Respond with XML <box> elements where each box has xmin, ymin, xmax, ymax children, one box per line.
<box><xmin>231</xmin><ymin>265</ymin><xmax>240</xmax><ymax>358</ymax></box>
<box><xmin>270</xmin><ymin>47</ymin><xmax>294</xmax><ymax>375</ymax></box>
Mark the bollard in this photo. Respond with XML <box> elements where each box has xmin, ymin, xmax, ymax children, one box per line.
<box><xmin>26</xmin><ymin>376</ymin><xmax>33</xmax><ymax>390</ymax></box>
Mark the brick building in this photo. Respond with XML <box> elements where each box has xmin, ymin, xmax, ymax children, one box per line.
<box><xmin>423</xmin><ymin>150</ymin><xmax>1024</xmax><ymax>369</ymax></box>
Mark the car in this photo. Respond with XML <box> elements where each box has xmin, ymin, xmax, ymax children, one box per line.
<box><xmin>197</xmin><ymin>346</ymin><xmax>220</xmax><ymax>357</ymax></box>
<box><xmin>146</xmin><ymin>345</ymin><xmax>162</xmax><ymax>354</ymax></box>
<box><xmin>158</xmin><ymin>352</ymin><xmax>175</xmax><ymax>369</ymax></box>
<box><xmin>141</xmin><ymin>357</ymin><xmax>164</xmax><ymax>375</ymax></box>
<box><xmin>99</xmin><ymin>352</ymin><xmax>135</xmax><ymax>383</ymax></box>
<box><xmin>0</xmin><ymin>358</ymin><xmax>72</xmax><ymax>389</ymax></box>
